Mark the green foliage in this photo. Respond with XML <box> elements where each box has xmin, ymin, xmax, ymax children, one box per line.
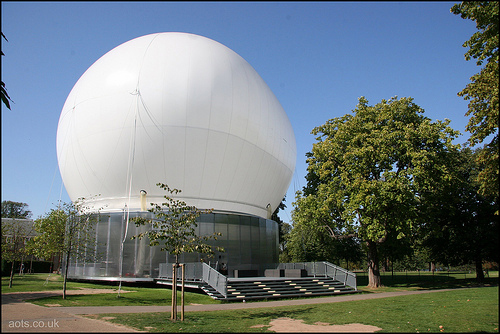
<box><xmin>305</xmin><ymin>96</ymin><xmax>459</xmax><ymax>243</ymax></box>
<box><xmin>27</xmin><ymin>200</ymin><xmax>100</xmax><ymax>265</ymax></box>
<box><xmin>292</xmin><ymin>96</ymin><xmax>460</xmax><ymax>286</ymax></box>
<box><xmin>1</xmin><ymin>218</ymin><xmax>34</xmax><ymax>287</ymax></box>
<box><xmin>1</xmin><ymin>200</ymin><xmax>32</xmax><ymax>219</ymax></box>
<box><xmin>420</xmin><ymin>148</ymin><xmax>498</xmax><ymax>274</ymax></box>
<box><xmin>27</xmin><ymin>208</ymin><xmax>66</xmax><ymax>261</ymax></box>
<box><xmin>1</xmin><ymin>219</ymin><xmax>32</xmax><ymax>264</ymax></box>
<box><xmin>451</xmin><ymin>1</ymin><xmax>499</xmax><ymax>199</ymax></box>
<box><xmin>132</xmin><ymin>183</ymin><xmax>223</xmax><ymax>264</ymax></box>
<box><xmin>288</xmin><ymin>192</ymin><xmax>363</xmax><ymax>265</ymax></box>
<box><xmin>1</xmin><ymin>32</ymin><xmax>13</xmax><ymax>110</ymax></box>
<box><xmin>451</xmin><ymin>2</ymin><xmax>498</xmax><ymax>66</ymax></box>
<box><xmin>25</xmin><ymin>199</ymin><xmax>101</xmax><ymax>298</ymax></box>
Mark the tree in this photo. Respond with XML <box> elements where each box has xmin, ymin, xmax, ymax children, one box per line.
<box><xmin>451</xmin><ymin>2</ymin><xmax>499</xmax><ymax>200</ymax></box>
<box><xmin>26</xmin><ymin>208</ymin><xmax>67</xmax><ymax>274</ymax></box>
<box><xmin>132</xmin><ymin>183</ymin><xmax>223</xmax><ymax>321</ymax></box>
<box><xmin>1</xmin><ymin>32</ymin><xmax>13</xmax><ymax>110</ymax></box>
<box><xmin>420</xmin><ymin>147</ymin><xmax>498</xmax><ymax>280</ymax></box>
<box><xmin>1</xmin><ymin>201</ymin><xmax>32</xmax><ymax>219</ymax></box>
<box><xmin>294</xmin><ymin>96</ymin><xmax>460</xmax><ymax>288</ymax></box>
<box><xmin>1</xmin><ymin>218</ymin><xmax>33</xmax><ymax>287</ymax></box>
<box><xmin>26</xmin><ymin>200</ymin><xmax>99</xmax><ymax>299</ymax></box>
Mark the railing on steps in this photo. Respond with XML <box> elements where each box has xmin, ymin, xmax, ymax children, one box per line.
<box><xmin>277</xmin><ymin>261</ymin><xmax>357</xmax><ymax>290</ymax></box>
<box><xmin>202</xmin><ymin>262</ymin><xmax>227</xmax><ymax>298</ymax></box>
<box><xmin>159</xmin><ymin>262</ymin><xmax>205</xmax><ymax>282</ymax></box>
<box><xmin>157</xmin><ymin>261</ymin><xmax>355</xmax><ymax>298</ymax></box>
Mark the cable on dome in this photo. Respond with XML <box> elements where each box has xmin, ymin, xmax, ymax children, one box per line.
<box><xmin>118</xmin><ymin>92</ymin><xmax>139</xmax><ymax>297</ymax></box>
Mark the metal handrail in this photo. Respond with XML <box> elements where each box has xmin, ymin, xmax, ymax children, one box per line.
<box><xmin>322</xmin><ymin>261</ymin><xmax>357</xmax><ymax>290</ymax></box>
<box><xmin>159</xmin><ymin>262</ymin><xmax>204</xmax><ymax>281</ymax></box>
<box><xmin>157</xmin><ymin>261</ymin><xmax>355</xmax><ymax>295</ymax></box>
<box><xmin>202</xmin><ymin>262</ymin><xmax>227</xmax><ymax>297</ymax></box>
<box><xmin>277</xmin><ymin>261</ymin><xmax>357</xmax><ymax>290</ymax></box>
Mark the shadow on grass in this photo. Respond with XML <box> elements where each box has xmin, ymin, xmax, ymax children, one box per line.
<box><xmin>356</xmin><ymin>272</ymin><xmax>499</xmax><ymax>292</ymax></box>
<box><xmin>236</xmin><ymin>306</ymin><xmax>316</xmax><ymax>320</ymax></box>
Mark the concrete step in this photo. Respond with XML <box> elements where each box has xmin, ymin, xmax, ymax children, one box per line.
<box><xmin>202</xmin><ymin>276</ymin><xmax>356</xmax><ymax>301</ymax></box>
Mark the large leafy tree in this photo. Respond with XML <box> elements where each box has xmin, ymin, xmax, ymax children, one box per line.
<box><xmin>1</xmin><ymin>200</ymin><xmax>32</xmax><ymax>219</ymax></box>
<box><xmin>294</xmin><ymin>96</ymin><xmax>460</xmax><ymax>288</ymax></box>
<box><xmin>132</xmin><ymin>183</ymin><xmax>223</xmax><ymax>321</ymax></box>
<box><xmin>451</xmin><ymin>1</ymin><xmax>499</xmax><ymax>200</ymax></box>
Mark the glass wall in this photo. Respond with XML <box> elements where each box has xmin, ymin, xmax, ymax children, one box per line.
<box><xmin>66</xmin><ymin>211</ymin><xmax>279</xmax><ymax>280</ymax></box>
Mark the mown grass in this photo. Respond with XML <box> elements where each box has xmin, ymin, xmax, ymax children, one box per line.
<box><xmin>1</xmin><ymin>273</ymin><xmax>117</xmax><ymax>293</ymax></box>
<box><xmin>356</xmin><ymin>270</ymin><xmax>499</xmax><ymax>293</ymax></box>
<box><xmin>4</xmin><ymin>271</ymin><xmax>498</xmax><ymax>307</ymax></box>
<box><xmin>89</xmin><ymin>286</ymin><xmax>499</xmax><ymax>333</ymax></box>
<box><xmin>28</xmin><ymin>285</ymin><xmax>220</xmax><ymax>307</ymax></box>
<box><xmin>1</xmin><ymin>273</ymin><xmax>220</xmax><ymax>306</ymax></box>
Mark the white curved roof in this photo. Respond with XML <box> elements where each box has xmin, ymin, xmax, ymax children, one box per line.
<box><xmin>57</xmin><ymin>32</ymin><xmax>296</xmax><ymax>218</ymax></box>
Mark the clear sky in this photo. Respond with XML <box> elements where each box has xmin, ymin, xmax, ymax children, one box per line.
<box><xmin>1</xmin><ymin>1</ymin><xmax>478</xmax><ymax>224</ymax></box>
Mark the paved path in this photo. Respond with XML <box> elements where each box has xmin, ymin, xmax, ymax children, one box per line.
<box><xmin>56</xmin><ymin>288</ymin><xmax>457</xmax><ymax>314</ymax></box>
<box><xmin>1</xmin><ymin>288</ymin><xmax>457</xmax><ymax>333</ymax></box>
<box><xmin>1</xmin><ymin>289</ymin><xmax>140</xmax><ymax>333</ymax></box>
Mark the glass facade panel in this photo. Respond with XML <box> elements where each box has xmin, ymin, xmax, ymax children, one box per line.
<box><xmin>67</xmin><ymin>211</ymin><xmax>278</xmax><ymax>280</ymax></box>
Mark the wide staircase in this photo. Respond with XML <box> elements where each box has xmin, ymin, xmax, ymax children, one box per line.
<box><xmin>200</xmin><ymin>276</ymin><xmax>356</xmax><ymax>301</ymax></box>
<box><xmin>197</xmin><ymin>262</ymin><xmax>358</xmax><ymax>301</ymax></box>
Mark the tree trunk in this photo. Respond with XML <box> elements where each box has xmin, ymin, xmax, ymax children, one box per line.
<box><xmin>367</xmin><ymin>240</ymin><xmax>382</xmax><ymax>288</ymax></box>
<box><xmin>383</xmin><ymin>257</ymin><xmax>389</xmax><ymax>272</ymax></box>
<box><xmin>171</xmin><ymin>263</ymin><xmax>177</xmax><ymax>321</ymax></box>
<box><xmin>430</xmin><ymin>262</ymin><xmax>436</xmax><ymax>273</ymax></box>
<box><xmin>9</xmin><ymin>261</ymin><xmax>15</xmax><ymax>288</ymax></box>
<box><xmin>58</xmin><ymin>252</ymin><xmax>62</xmax><ymax>274</ymax></box>
<box><xmin>181</xmin><ymin>263</ymin><xmax>185</xmax><ymax>321</ymax></box>
<box><xmin>63</xmin><ymin>250</ymin><xmax>71</xmax><ymax>300</ymax></box>
<box><xmin>19</xmin><ymin>258</ymin><xmax>24</xmax><ymax>275</ymax></box>
<box><xmin>475</xmin><ymin>256</ymin><xmax>484</xmax><ymax>282</ymax></box>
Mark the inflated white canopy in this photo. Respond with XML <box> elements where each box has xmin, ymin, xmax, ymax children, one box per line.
<box><xmin>57</xmin><ymin>32</ymin><xmax>296</xmax><ymax>218</ymax></box>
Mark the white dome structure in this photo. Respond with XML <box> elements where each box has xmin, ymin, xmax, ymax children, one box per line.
<box><xmin>57</xmin><ymin>32</ymin><xmax>296</xmax><ymax>219</ymax></box>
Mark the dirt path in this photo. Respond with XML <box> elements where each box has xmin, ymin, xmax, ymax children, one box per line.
<box><xmin>265</xmin><ymin>318</ymin><xmax>382</xmax><ymax>332</ymax></box>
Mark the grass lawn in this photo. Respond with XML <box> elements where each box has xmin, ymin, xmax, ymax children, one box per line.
<box><xmin>2</xmin><ymin>271</ymin><xmax>498</xmax><ymax>332</ymax></box>
<box><xmin>89</xmin><ymin>286</ymin><xmax>499</xmax><ymax>333</ymax></box>
<box><xmin>1</xmin><ymin>273</ymin><xmax>120</xmax><ymax>293</ymax></box>
<box><xmin>3</xmin><ymin>271</ymin><xmax>498</xmax><ymax>307</ymax></box>
<box><xmin>2</xmin><ymin>273</ymin><xmax>220</xmax><ymax>306</ymax></box>
<box><xmin>356</xmin><ymin>270</ymin><xmax>499</xmax><ymax>292</ymax></box>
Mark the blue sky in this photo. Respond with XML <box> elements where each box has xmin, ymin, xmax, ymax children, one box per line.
<box><xmin>1</xmin><ymin>1</ymin><xmax>478</xmax><ymax>223</ymax></box>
